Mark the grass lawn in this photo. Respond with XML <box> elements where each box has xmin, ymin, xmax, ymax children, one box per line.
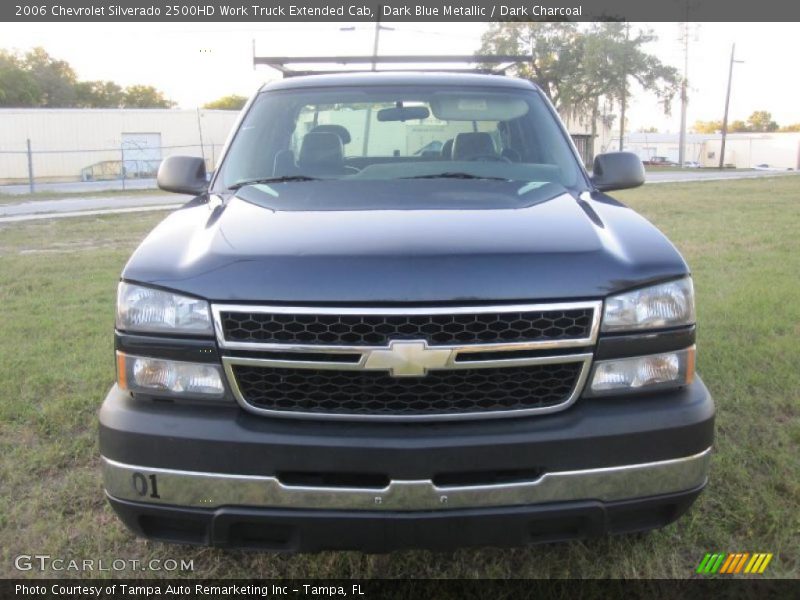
<box><xmin>0</xmin><ymin>177</ymin><xmax>798</xmax><ymax>579</ymax></box>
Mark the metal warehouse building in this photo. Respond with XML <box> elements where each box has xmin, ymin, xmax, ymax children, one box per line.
<box><xmin>0</xmin><ymin>108</ymin><xmax>239</xmax><ymax>184</ymax></box>
<box><xmin>613</xmin><ymin>132</ymin><xmax>800</xmax><ymax>169</ymax></box>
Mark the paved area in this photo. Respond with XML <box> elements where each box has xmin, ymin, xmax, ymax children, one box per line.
<box><xmin>3</xmin><ymin>169</ymin><xmax>794</xmax><ymax>196</ymax></box>
<box><xmin>0</xmin><ymin>204</ymin><xmax>183</xmax><ymax>224</ymax></box>
<box><xmin>645</xmin><ymin>169</ymin><xmax>797</xmax><ymax>184</ymax></box>
<box><xmin>0</xmin><ymin>170</ymin><xmax>796</xmax><ymax>224</ymax></box>
<box><xmin>0</xmin><ymin>178</ymin><xmax>158</xmax><ymax>195</ymax></box>
<box><xmin>0</xmin><ymin>193</ymin><xmax>189</xmax><ymax>218</ymax></box>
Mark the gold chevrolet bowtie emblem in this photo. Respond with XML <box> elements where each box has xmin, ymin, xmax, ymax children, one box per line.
<box><xmin>363</xmin><ymin>340</ymin><xmax>454</xmax><ymax>377</ymax></box>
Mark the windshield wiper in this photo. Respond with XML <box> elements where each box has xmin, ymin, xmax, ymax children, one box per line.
<box><xmin>402</xmin><ymin>172</ymin><xmax>507</xmax><ymax>181</ymax></box>
<box><xmin>228</xmin><ymin>175</ymin><xmax>319</xmax><ymax>190</ymax></box>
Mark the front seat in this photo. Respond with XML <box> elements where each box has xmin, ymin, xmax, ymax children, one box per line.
<box><xmin>297</xmin><ymin>132</ymin><xmax>349</xmax><ymax>176</ymax></box>
<box><xmin>452</xmin><ymin>132</ymin><xmax>497</xmax><ymax>161</ymax></box>
<box><xmin>440</xmin><ymin>138</ymin><xmax>454</xmax><ymax>160</ymax></box>
<box><xmin>310</xmin><ymin>124</ymin><xmax>352</xmax><ymax>146</ymax></box>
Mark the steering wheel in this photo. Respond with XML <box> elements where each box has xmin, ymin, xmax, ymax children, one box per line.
<box><xmin>467</xmin><ymin>154</ymin><xmax>511</xmax><ymax>163</ymax></box>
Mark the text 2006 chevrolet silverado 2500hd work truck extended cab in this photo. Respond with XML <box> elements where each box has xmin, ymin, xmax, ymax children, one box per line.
<box><xmin>99</xmin><ymin>69</ymin><xmax>714</xmax><ymax>552</ymax></box>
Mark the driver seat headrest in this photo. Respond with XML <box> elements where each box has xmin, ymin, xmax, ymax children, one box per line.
<box><xmin>310</xmin><ymin>124</ymin><xmax>352</xmax><ymax>145</ymax></box>
<box><xmin>452</xmin><ymin>132</ymin><xmax>496</xmax><ymax>160</ymax></box>
<box><xmin>298</xmin><ymin>132</ymin><xmax>344</xmax><ymax>168</ymax></box>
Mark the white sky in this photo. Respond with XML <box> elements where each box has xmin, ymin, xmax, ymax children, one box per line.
<box><xmin>0</xmin><ymin>21</ymin><xmax>798</xmax><ymax>131</ymax></box>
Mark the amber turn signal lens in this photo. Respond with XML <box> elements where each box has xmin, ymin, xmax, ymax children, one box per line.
<box><xmin>116</xmin><ymin>351</ymin><xmax>127</xmax><ymax>390</ymax></box>
<box><xmin>685</xmin><ymin>346</ymin><xmax>696</xmax><ymax>385</ymax></box>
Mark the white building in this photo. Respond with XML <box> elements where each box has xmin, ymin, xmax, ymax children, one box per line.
<box><xmin>611</xmin><ymin>131</ymin><xmax>800</xmax><ymax>169</ymax></box>
<box><xmin>701</xmin><ymin>134</ymin><xmax>800</xmax><ymax>170</ymax></box>
<box><xmin>0</xmin><ymin>108</ymin><xmax>239</xmax><ymax>184</ymax></box>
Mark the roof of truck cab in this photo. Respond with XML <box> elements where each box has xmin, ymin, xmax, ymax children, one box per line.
<box><xmin>260</xmin><ymin>71</ymin><xmax>538</xmax><ymax>92</ymax></box>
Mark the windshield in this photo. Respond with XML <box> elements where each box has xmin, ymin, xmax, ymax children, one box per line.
<box><xmin>213</xmin><ymin>85</ymin><xmax>587</xmax><ymax>192</ymax></box>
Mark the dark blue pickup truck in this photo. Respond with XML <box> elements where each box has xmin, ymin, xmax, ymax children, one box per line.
<box><xmin>100</xmin><ymin>70</ymin><xmax>713</xmax><ymax>552</ymax></box>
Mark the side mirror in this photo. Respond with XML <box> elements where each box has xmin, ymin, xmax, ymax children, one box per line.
<box><xmin>157</xmin><ymin>156</ymin><xmax>207</xmax><ymax>195</ymax></box>
<box><xmin>591</xmin><ymin>152</ymin><xmax>645</xmax><ymax>192</ymax></box>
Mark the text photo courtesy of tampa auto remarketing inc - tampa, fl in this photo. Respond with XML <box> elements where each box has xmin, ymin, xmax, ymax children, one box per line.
<box><xmin>0</xmin><ymin>0</ymin><xmax>799</xmax><ymax>596</ymax></box>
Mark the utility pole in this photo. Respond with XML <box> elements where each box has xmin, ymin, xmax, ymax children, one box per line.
<box><xmin>339</xmin><ymin>20</ymin><xmax>394</xmax><ymax>72</ymax></box>
<box><xmin>371</xmin><ymin>17</ymin><xmax>381</xmax><ymax>71</ymax></box>
<box><xmin>343</xmin><ymin>19</ymin><xmax>394</xmax><ymax>153</ymax></box>
<box><xmin>618</xmin><ymin>22</ymin><xmax>630</xmax><ymax>151</ymax></box>
<box><xmin>719</xmin><ymin>43</ymin><xmax>743</xmax><ymax>169</ymax></box>
<box><xmin>196</xmin><ymin>107</ymin><xmax>206</xmax><ymax>165</ymax></box>
<box><xmin>370</xmin><ymin>11</ymin><xmax>394</xmax><ymax>71</ymax></box>
<box><xmin>678</xmin><ymin>21</ymin><xmax>690</xmax><ymax>167</ymax></box>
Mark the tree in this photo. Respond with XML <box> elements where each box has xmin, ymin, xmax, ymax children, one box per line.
<box><xmin>479</xmin><ymin>23</ymin><xmax>585</xmax><ymax>111</ymax></box>
<box><xmin>203</xmin><ymin>94</ymin><xmax>248</xmax><ymax>110</ymax></box>
<box><xmin>586</xmin><ymin>23</ymin><xmax>679</xmax><ymax>150</ymax></box>
<box><xmin>746</xmin><ymin>110</ymin><xmax>778</xmax><ymax>132</ymax></box>
<box><xmin>779</xmin><ymin>123</ymin><xmax>800</xmax><ymax>132</ymax></box>
<box><xmin>695</xmin><ymin>114</ymin><xmax>787</xmax><ymax>134</ymax></box>
<box><xmin>729</xmin><ymin>120</ymin><xmax>750</xmax><ymax>133</ymax></box>
<box><xmin>692</xmin><ymin>120</ymin><xmax>722</xmax><ymax>133</ymax></box>
<box><xmin>0</xmin><ymin>50</ymin><xmax>39</xmax><ymax>106</ymax></box>
<box><xmin>0</xmin><ymin>48</ymin><xmax>176</xmax><ymax>108</ymax></box>
<box><xmin>74</xmin><ymin>80</ymin><xmax>124</xmax><ymax>108</ymax></box>
<box><xmin>479</xmin><ymin>23</ymin><xmax>679</xmax><ymax>153</ymax></box>
<box><xmin>122</xmin><ymin>85</ymin><xmax>175</xmax><ymax>108</ymax></box>
<box><xmin>0</xmin><ymin>47</ymin><xmax>78</xmax><ymax>107</ymax></box>
<box><xmin>22</xmin><ymin>47</ymin><xmax>78</xmax><ymax>107</ymax></box>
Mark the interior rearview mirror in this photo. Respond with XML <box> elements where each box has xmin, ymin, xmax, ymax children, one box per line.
<box><xmin>377</xmin><ymin>106</ymin><xmax>430</xmax><ymax>122</ymax></box>
<box><xmin>591</xmin><ymin>152</ymin><xmax>645</xmax><ymax>192</ymax></box>
<box><xmin>157</xmin><ymin>156</ymin><xmax>208</xmax><ymax>195</ymax></box>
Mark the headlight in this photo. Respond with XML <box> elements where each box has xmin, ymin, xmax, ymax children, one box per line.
<box><xmin>116</xmin><ymin>282</ymin><xmax>212</xmax><ymax>335</ymax></box>
<box><xmin>586</xmin><ymin>347</ymin><xmax>695</xmax><ymax>396</ymax></box>
<box><xmin>117</xmin><ymin>352</ymin><xmax>225</xmax><ymax>399</ymax></box>
<box><xmin>602</xmin><ymin>277</ymin><xmax>695</xmax><ymax>332</ymax></box>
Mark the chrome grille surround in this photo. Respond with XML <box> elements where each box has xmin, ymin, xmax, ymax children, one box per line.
<box><xmin>218</xmin><ymin>305</ymin><xmax>596</xmax><ymax>347</ymax></box>
<box><xmin>212</xmin><ymin>301</ymin><xmax>601</xmax><ymax>421</ymax></box>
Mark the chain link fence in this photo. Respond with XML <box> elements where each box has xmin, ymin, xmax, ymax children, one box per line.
<box><xmin>1</xmin><ymin>134</ymin><xmax>599</xmax><ymax>195</ymax></box>
<box><xmin>0</xmin><ymin>140</ymin><xmax>224</xmax><ymax>194</ymax></box>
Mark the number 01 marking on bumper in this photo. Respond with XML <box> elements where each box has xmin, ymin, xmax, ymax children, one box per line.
<box><xmin>132</xmin><ymin>472</ymin><xmax>160</xmax><ymax>499</ymax></box>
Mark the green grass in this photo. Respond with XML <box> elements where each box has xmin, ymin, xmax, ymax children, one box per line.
<box><xmin>0</xmin><ymin>177</ymin><xmax>798</xmax><ymax>579</ymax></box>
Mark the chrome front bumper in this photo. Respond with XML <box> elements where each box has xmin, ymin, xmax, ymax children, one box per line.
<box><xmin>102</xmin><ymin>448</ymin><xmax>711</xmax><ymax>512</ymax></box>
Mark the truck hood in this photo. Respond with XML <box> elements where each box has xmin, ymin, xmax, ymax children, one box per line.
<box><xmin>122</xmin><ymin>180</ymin><xmax>688</xmax><ymax>303</ymax></box>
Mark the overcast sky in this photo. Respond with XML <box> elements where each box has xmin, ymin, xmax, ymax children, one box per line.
<box><xmin>0</xmin><ymin>22</ymin><xmax>797</xmax><ymax>131</ymax></box>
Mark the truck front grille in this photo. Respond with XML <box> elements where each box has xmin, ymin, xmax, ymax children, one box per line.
<box><xmin>219</xmin><ymin>307</ymin><xmax>594</xmax><ymax>346</ymax></box>
<box><xmin>232</xmin><ymin>362</ymin><xmax>583</xmax><ymax>417</ymax></box>
<box><xmin>214</xmin><ymin>301</ymin><xmax>599</xmax><ymax>421</ymax></box>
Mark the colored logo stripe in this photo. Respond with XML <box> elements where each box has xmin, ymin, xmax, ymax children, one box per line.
<box><xmin>745</xmin><ymin>553</ymin><xmax>773</xmax><ymax>574</ymax></box>
<box><xmin>720</xmin><ymin>553</ymin><xmax>749</xmax><ymax>574</ymax></box>
<box><xmin>698</xmin><ymin>553</ymin><xmax>773</xmax><ymax>575</ymax></box>
<box><xmin>697</xmin><ymin>553</ymin><xmax>725</xmax><ymax>574</ymax></box>
<box><xmin>696</xmin><ymin>553</ymin><xmax>713</xmax><ymax>573</ymax></box>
